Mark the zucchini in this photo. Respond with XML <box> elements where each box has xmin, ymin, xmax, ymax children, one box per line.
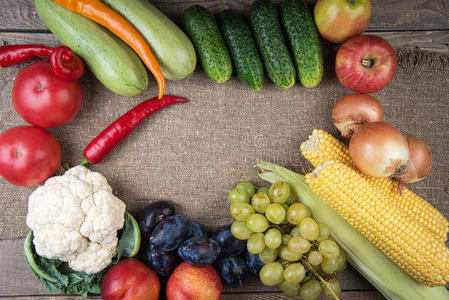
<box><xmin>219</xmin><ymin>9</ymin><xmax>264</xmax><ymax>91</ymax></box>
<box><xmin>249</xmin><ymin>0</ymin><xmax>296</xmax><ymax>89</ymax></box>
<box><xmin>280</xmin><ymin>0</ymin><xmax>323</xmax><ymax>88</ymax></box>
<box><xmin>102</xmin><ymin>0</ymin><xmax>196</xmax><ymax>81</ymax></box>
<box><xmin>184</xmin><ymin>5</ymin><xmax>232</xmax><ymax>83</ymax></box>
<box><xmin>34</xmin><ymin>0</ymin><xmax>148</xmax><ymax>97</ymax></box>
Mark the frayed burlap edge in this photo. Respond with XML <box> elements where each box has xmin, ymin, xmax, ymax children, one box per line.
<box><xmin>397</xmin><ymin>48</ymin><xmax>449</xmax><ymax>72</ymax></box>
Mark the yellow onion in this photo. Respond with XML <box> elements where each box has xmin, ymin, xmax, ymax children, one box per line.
<box><xmin>349</xmin><ymin>122</ymin><xmax>409</xmax><ymax>178</ymax></box>
<box><xmin>397</xmin><ymin>136</ymin><xmax>432</xmax><ymax>183</ymax></box>
<box><xmin>332</xmin><ymin>94</ymin><xmax>384</xmax><ymax>138</ymax></box>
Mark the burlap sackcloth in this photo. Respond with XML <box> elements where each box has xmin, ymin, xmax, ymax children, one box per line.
<box><xmin>0</xmin><ymin>48</ymin><xmax>447</xmax><ymax>239</ymax></box>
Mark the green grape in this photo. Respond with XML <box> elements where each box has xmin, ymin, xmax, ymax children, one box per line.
<box><xmin>302</xmin><ymin>274</ymin><xmax>313</xmax><ymax>283</ymax></box>
<box><xmin>247</xmin><ymin>232</ymin><xmax>266</xmax><ymax>254</ymax></box>
<box><xmin>280</xmin><ymin>246</ymin><xmax>302</xmax><ymax>262</ymax></box>
<box><xmin>311</xmin><ymin>263</ymin><xmax>321</xmax><ymax>272</ymax></box>
<box><xmin>282</xmin><ymin>234</ymin><xmax>292</xmax><ymax>246</ymax></box>
<box><xmin>300</xmin><ymin>280</ymin><xmax>322</xmax><ymax>300</ymax></box>
<box><xmin>322</xmin><ymin>279</ymin><xmax>342</xmax><ymax>298</ymax></box>
<box><xmin>336</xmin><ymin>250</ymin><xmax>347</xmax><ymax>272</ymax></box>
<box><xmin>286</xmin><ymin>194</ymin><xmax>297</xmax><ymax>205</ymax></box>
<box><xmin>278</xmin><ymin>281</ymin><xmax>300</xmax><ymax>296</ymax></box>
<box><xmin>231</xmin><ymin>221</ymin><xmax>252</xmax><ymax>240</ymax></box>
<box><xmin>259</xmin><ymin>262</ymin><xmax>284</xmax><ymax>286</ymax></box>
<box><xmin>318</xmin><ymin>240</ymin><xmax>340</xmax><ymax>259</ymax></box>
<box><xmin>307</xmin><ymin>250</ymin><xmax>323</xmax><ymax>265</ymax></box>
<box><xmin>265</xmin><ymin>228</ymin><xmax>282</xmax><ymax>249</ymax></box>
<box><xmin>259</xmin><ymin>247</ymin><xmax>279</xmax><ymax>264</ymax></box>
<box><xmin>251</xmin><ymin>192</ymin><xmax>271</xmax><ymax>213</ymax></box>
<box><xmin>286</xmin><ymin>203</ymin><xmax>308</xmax><ymax>225</ymax></box>
<box><xmin>290</xmin><ymin>225</ymin><xmax>301</xmax><ymax>237</ymax></box>
<box><xmin>246</xmin><ymin>214</ymin><xmax>269</xmax><ymax>233</ymax></box>
<box><xmin>283</xmin><ymin>263</ymin><xmax>305</xmax><ymax>284</ymax></box>
<box><xmin>269</xmin><ymin>181</ymin><xmax>291</xmax><ymax>203</ymax></box>
<box><xmin>299</xmin><ymin>218</ymin><xmax>319</xmax><ymax>241</ymax></box>
<box><xmin>258</xmin><ymin>187</ymin><xmax>270</xmax><ymax>196</ymax></box>
<box><xmin>326</xmin><ymin>236</ymin><xmax>336</xmax><ymax>242</ymax></box>
<box><xmin>236</xmin><ymin>181</ymin><xmax>255</xmax><ymax>197</ymax></box>
<box><xmin>229</xmin><ymin>188</ymin><xmax>250</xmax><ymax>204</ymax></box>
<box><xmin>305</xmin><ymin>206</ymin><xmax>312</xmax><ymax>218</ymax></box>
<box><xmin>317</xmin><ymin>222</ymin><xmax>330</xmax><ymax>242</ymax></box>
<box><xmin>230</xmin><ymin>203</ymin><xmax>255</xmax><ymax>221</ymax></box>
<box><xmin>288</xmin><ymin>236</ymin><xmax>311</xmax><ymax>254</ymax></box>
<box><xmin>265</xmin><ymin>203</ymin><xmax>286</xmax><ymax>224</ymax></box>
<box><xmin>321</xmin><ymin>257</ymin><xmax>339</xmax><ymax>274</ymax></box>
<box><xmin>280</xmin><ymin>203</ymin><xmax>289</xmax><ymax>224</ymax></box>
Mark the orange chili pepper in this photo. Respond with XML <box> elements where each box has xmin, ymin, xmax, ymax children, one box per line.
<box><xmin>52</xmin><ymin>0</ymin><xmax>165</xmax><ymax>98</ymax></box>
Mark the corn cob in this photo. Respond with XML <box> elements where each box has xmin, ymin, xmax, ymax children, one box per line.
<box><xmin>300</xmin><ymin>129</ymin><xmax>352</xmax><ymax>167</ymax></box>
<box><xmin>258</xmin><ymin>160</ymin><xmax>449</xmax><ymax>298</ymax></box>
<box><xmin>300</xmin><ymin>129</ymin><xmax>449</xmax><ymax>241</ymax></box>
<box><xmin>306</xmin><ymin>161</ymin><xmax>449</xmax><ymax>286</ymax></box>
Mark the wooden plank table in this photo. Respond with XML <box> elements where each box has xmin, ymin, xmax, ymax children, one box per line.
<box><xmin>0</xmin><ymin>0</ymin><xmax>448</xmax><ymax>299</ymax></box>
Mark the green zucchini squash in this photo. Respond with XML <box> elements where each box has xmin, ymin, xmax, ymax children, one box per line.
<box><xmin>102</xmin><ymin>0</ymin><xmax>196</xmax><ymax>81</ymax></box>
<box><xmin>35</xmin><ymin>0</ymin><xmax>148</xmax><ymax>97</ymax></box>
<box><xmin>184</xmin><ymin>5</ymin><xmax>232</xmax><ymax>83</ymax></box>
<box><xmin>219</xmin><ymin>9</ymin><xmax>264</xmax><ymax>91</ymax></box>
<box><xmin>280</xmin><ymin>0</ymin><xmax>323</xmax><ymax>88</ymax></box>
<box><xmin>249</xmin><ymin>0</ymin><xmax>296</xmax><ymax>89</ymax></box>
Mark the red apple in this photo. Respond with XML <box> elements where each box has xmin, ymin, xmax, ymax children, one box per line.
<box><xmin>314</xmin><ymin>0</ymin><xmax>371</xmax><ymax>43</ymax></box>
<box><xmin>101</xmin><ymin>259</ymin><xmax>160</xmax><ymax>300</ymax></box>
<box><xmin>166</xmin><ymin>262</ymin><xmax>222</xmax><ymax>300</ymax></box>
<box><xmin>335</xmin><ymin>35</ymin><xmax>397</xmax><ymax>93</ymax></box>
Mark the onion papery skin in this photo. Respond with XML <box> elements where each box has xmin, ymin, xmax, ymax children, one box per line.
<box><xmin>398</xmin><ymin>136</ymin><xmax>432</xmax><ymax>183</ymax></box>
<box><xmin>349</xmin><ymin>122</ymin><xmax>409</xmax><ymax>178</ymax></box>
<box><xmin>332</xmin><ymin>94</ymin><xmax>384</xmax><ymax>138</ymax></box>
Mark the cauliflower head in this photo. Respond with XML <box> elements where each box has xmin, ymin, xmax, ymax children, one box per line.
<box><xmin>26</xmin><ymin>166</ymin><xmax>126</xmax><ymax>274</ymax></box>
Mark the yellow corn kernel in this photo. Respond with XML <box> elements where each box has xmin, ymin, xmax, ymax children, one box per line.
<box><xmin>306</xmin><ymin>161</ymin><xmax>449</xmax><ymax>286</ymax></box>
<box><xmin>301</xmin><ymin>129</ymin><xmax>449</xmax><ymax>242</ymax></box>
<box><xmin>300</xmin><ymin>129</ymin><xmax>352</xmax><ymax>168</ymax></box>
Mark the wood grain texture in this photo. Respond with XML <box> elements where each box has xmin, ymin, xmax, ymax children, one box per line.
<box><xmin>0</xmin><ymin>238</ymin><xmax>373</xmax><ymax>296</ymax></box>
<box><xmin>0</xmin><ymin>291</ymin><xmax>386</xmax><ymax>299</ymax></box>
<box><xmin>1</xmin><ymin>30</ymin><xmax>448</xmax><ymax>53</ymax></box>
<box><xmin>0</xmin><ymin>0</ymin><xmax>447</xmax><ymax>299</ymax></box>
<box><xmin>0</xmin><ymin>0</ymin><xmax>448</xmax><ymax>32</ymax></box>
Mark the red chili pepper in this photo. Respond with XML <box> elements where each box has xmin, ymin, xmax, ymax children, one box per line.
<box><xmin>82</xmin><ymin>95</ymin><xmax>188</xmax><ymax>165</ymax></box>
<box><xmin>0</xmin><ymin>44</ymin><xmax>84</xmax><ymax>80</ymax></box>
<box><xmin>0</xmin><ymin>45</ymin><xmax>53</xmax><ymax>67</ymax></box>
<box><xmin>50</xmin><ymin>46</ymin><xmax>84</xmax><ymax>80</ymax></box>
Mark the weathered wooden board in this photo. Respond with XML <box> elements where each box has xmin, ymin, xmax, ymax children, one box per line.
<box><xmin>0</xmin><ymin>0</ymin><xmax>447</xmax><ymax>299</ymax></box>
<box><xmin>0</xmin><ymin>0</ymin><xmax>448</xmax><ymax>32</ymax></box>
<box><xmin>1</xmin><ymin>30</ymin><xmax>448</xmax><ymax>53</ymax></box>
<box><xmin>0</xmin><ymin>291</ymin><xmax>385</xmax><ymax>299</ymax></box>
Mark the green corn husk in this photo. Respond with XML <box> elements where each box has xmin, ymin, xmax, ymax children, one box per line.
<box><xmin>257</xmin><ymin>160</ymin><xmax>449</xmax><ymax>300</ymax></box>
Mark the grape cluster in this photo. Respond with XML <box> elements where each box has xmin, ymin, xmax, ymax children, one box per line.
<box><xmin>228</xmin><ymin>181</ymin><xmax>346</xmax><ymax>299</ymax></box>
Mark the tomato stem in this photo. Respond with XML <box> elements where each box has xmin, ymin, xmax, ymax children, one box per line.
<box><xmin>80</xmin><ymin>157</ymin><xmax>90</xmax><ymax>166</ymax></box>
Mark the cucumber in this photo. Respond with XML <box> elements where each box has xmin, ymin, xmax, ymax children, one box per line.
<box><xmin>219</xmin><ymin>9</ymin><xmax>264</xmax><ymax>91</ymax></box>
<box><xmin>280</xmin><ymin>0</ymin><xmax>323</xmax><ymax>88</ymax></box>
<box><xmin>249</xmin><ymin>0</ymin><xmax>296</xmax><ymax>89</ymax></box>
<box><xmin>184</xmin><ymin>5</ymin><xmax>232</xmax><ymax>83</ymax></box>
<box><xmin>34</xmin><ymin>0</ymin><xmax>148</xmax><ymax>97</ymax></box>
<box><xmin>102</xmin><ymin>0</ymin><xmax>196</xmax><ymax>81</ymax></box>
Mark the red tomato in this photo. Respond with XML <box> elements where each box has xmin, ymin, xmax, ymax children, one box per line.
<box><xmin>12</xmin><ymin>61</ymin><xmax>82</xmax><ymax>128</ymax></box>
<box><xmin>0</xmin><ymin>126</ymin><xmax>61</xmax><ymax>186</ymax></box>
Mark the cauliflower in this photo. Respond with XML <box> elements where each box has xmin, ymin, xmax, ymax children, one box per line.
<box><xmin>26</xmin><ymin>166</ymin><xmax>126</xmax><ymax>274</ymax></box>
